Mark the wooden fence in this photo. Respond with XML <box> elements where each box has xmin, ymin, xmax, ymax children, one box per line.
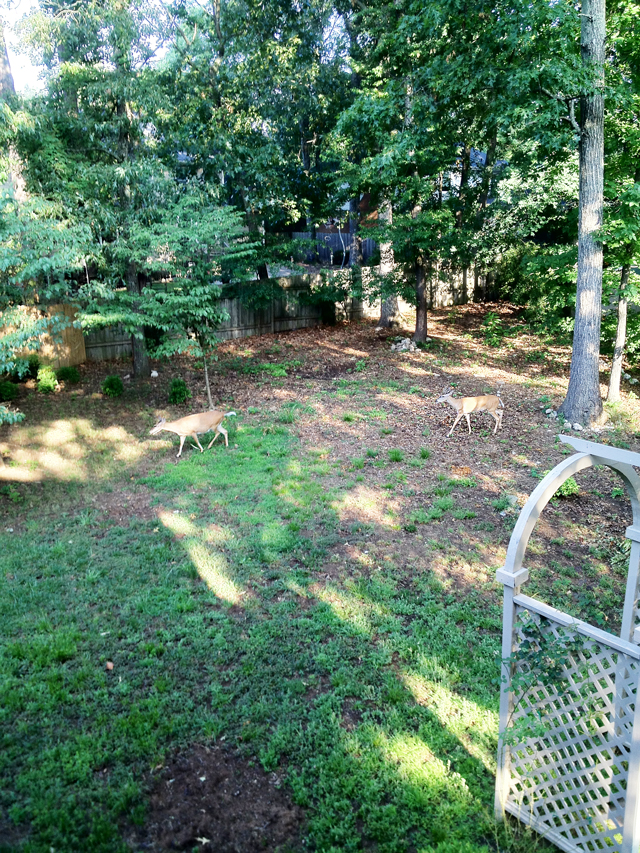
<box><xmin>84</xmin><ymin>274</ymin><xmax>362</xmax><ymax>362</ymax></box>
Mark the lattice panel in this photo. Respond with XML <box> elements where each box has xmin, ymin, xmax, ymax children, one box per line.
<box><xmin>505</xmin><ymin>605</ymin><xmax>640</xmax><ymax>852</ymax></box>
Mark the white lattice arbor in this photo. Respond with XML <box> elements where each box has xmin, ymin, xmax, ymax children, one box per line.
<box><xmin>495</xmin><ymin>435</ymin><xmax>640</xmax><ymax>853</ymax></box>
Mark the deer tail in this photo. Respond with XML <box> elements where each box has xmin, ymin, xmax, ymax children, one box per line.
<box><xmin>224</xmin><ymin>411</ymin><xmax>237</xmax><ymax>417</ymax></box>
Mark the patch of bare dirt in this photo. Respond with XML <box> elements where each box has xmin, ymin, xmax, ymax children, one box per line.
<box><xmin>126</xmin><ymin>744</ymin><xmax>304</xmax><ymax>853</ymax></box>
<box><xmin>92</xmin><ymin>484</ymin><xmax>158</xmax><ymax>523</ymax></box>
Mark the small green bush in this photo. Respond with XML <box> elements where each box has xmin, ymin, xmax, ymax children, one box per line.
<box><xmin>56</xmin><ymin>366</ymin><xmax>81</xmax><ymax>383</ymax></box>
<box><xmin>102</xmin><ymin>375</ymin><xmax>124</xmax><ymax>398</ymax></box>
<box><xmin>168</xmin><ymin>377</ymin><xmax>191</xmax><ymax>405</ymax></box>
<box><xmin>37</xmin><ymin>366</ymin><xmax>58</xmax><ymax>394</ymax></box>
<box><xmin>9</xmin><ymin>354</ymin><xmax>40</xmax><ymax>382</ymax></box>
<box><xmin>26</xmin><ymin>354</ymin><xmax>40</xmax><ymax>379</ymax></box>
<box><xmin>492</xmin><ymin>494</ymin><xmax>511</xmax><ymax>512</ymax></box>
<box><xmin>420</xmin><ymin>447</ymin><xmax>431</xmax><ymax>459</ymax></box>
<box><xmin>0</xmin><ymin>381</ymin><xmax>19</xmax><ymax>402</ymax></box>
<box><xmin>388</xmin><ymin>449</ymin><xmax>404</xmax><ymax>463</ymax></box>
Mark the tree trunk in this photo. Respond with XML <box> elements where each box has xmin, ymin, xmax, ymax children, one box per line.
<box><xmin>127</xmin><ymin>262</ymin><xmax>151</xmax><ymax>377</ymax></box>
<box><xmin>201</xmin><ymin>344</ymin><xmax>214</xmax><ymax>410</ymax></box>
<box><xmin>607</xmin><ymin>264</ymin><xmax>630</xmax><ymax>403</ymax></box>
<box><xmin>0</xmin><ymin>19</ymin><xmax>14</xmax><ymax>99</ymax></box>
<box><xmin>558</xmin><ymin>0</ymin><xmax>605</xmax><ymax>425</ymax></box>
<box><xmin>414</xmin><ymin>262</ymin><xmax>428</xmax><ymax>341</ymax></box>
<box><xmin>377</xmin><ymin>200</ymin><xmax>397</xmax><ymax>328</ymax></box>
<box><xmin>455</xmin><ymin>143</ymin><xmax>471</xmax><ymax>228</ymax></box>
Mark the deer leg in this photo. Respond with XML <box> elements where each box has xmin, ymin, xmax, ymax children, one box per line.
<box><xmin>207</xmin><ymin>430</ymin><xmax>221</xmax><ymax>450</ymax></box>
<box><xmin>496</xmin><ymin>409</ymin><xmax>503</xmax><ymax>431</ymax></box>
<box><xmin>192</xmin><ymin>433</ymin><xmax>205</xmax><ymax>453</ymax></box>
<box><xmin>448</xmin><ymin>412</ymin><xmax>464</xmax><ymax>436</ymax></box>
<box><xmin>176</xmin><ymin>435</ymin><xmax>186</xmax><ymax>458</ymax></box>
<box><xmin>217</xmin><ymin>425</ymin><xmax>229</xmax><ymax>447</ymax></box>
<box><xmin>465</xmin><ymin>413</ymin><xmax>471</xmax><ymax>434</ymax></box>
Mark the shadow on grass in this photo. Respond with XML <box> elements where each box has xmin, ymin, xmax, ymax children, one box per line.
<box><xmin>0</xmin><ymin>414</ymin><xmax>555</xmax><ymax>852</ymax></box>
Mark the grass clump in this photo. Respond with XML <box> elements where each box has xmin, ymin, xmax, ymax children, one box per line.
<box><xmin>168</xmin><ymin>377</ymin><xmax>191</xmax><ymax>404</ymax></box>
<box><xmin>37</xmin><ymin>365</ymin><xmax>58</xmax><ymax>394</ymax></box>
<box><xmin>492</xmin><ymin>494</ymin><xmax>511</xmax><ymax>512</ymax></box>
<box><xmin>388</xmin><ymin>449</ymin><xmax>404</xmax><ymax>463</ymax></box>
<box><xmin>0</xmin><ymin>380</ymin><xmax>19</xmax><ymax>402</ymax></box>
<box><xmin>56</xmin><ymin>365</ymin><xmax>81</xmax><ymax>383</ymax></box>
<box><xmin>101</xmin><ymin>375</ymin><xmax>124</xmax><ymax>398</ymax></box>
<box><xmin>420</xmin><ymin>447</ymin><xmax>431</xmax><ymax>459</ymax></box>
<box><xmin>365</xmin><ymin>448</ymin><xmax>378</xmax><ymax>458</ymax></box>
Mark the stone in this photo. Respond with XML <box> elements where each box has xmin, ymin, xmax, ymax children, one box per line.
<box><xmin>573</xmin><ymin>423</ymin><xmax>583</xmax><ymax>431</ymax></box>
<box><xmin>150</xmin><ymin>370</ymin><xmax>159</xmax><ymax>378</ymax></box>
<box><xmin>545</xmin><ymin>408</ymin><xmax>553</xmax><ymax>414</ymax></box>
<box><xmin>630</xmin><ymin>378</ymin><xmax>638</xmax><ymax>385</ymax></box>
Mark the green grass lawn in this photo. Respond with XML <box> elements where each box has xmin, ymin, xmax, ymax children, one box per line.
<box><xmin>3</xmin><ymin>312</ymin><xmax>636</xmax><ymax>852</ymax></box>
<box><xmin>0</xmin><ymin>420</ymin><xmax>508</xmax><ymax>853</ymax></box>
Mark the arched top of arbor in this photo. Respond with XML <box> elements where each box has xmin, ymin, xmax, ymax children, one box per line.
<box><xmin>496</xmin><ymin>434</ymin><xmax>640</xmax><ymax>640</ymax></box>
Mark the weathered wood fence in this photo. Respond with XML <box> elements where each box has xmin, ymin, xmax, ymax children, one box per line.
<box><xmin>84</xmin><ymin>274</ymin><xmax>361</xmax><ymax>362</ymax></box>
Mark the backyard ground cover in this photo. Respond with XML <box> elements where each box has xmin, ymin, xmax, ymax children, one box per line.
<box><xmin>1</xmin><ymin>304</ymin><xmax>639</xmax><ymax>853</ymax></box>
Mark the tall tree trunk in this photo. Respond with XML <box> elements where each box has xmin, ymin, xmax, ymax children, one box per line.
<box><xmin>558</xmin><ymin>0</ymin><xmax>606</xmax><ymax>425</ymax></box>
<box><xmin>606</xmin><ymin>166</ymin><xmax>639</xmax><ymax>403</ymax></box>
<box><xmin>127</xmin><ymin>262</ymin><xmax>150</xmax><ymax>377</ymax></box>
<box><xmin>607</xmin><ymin>264</ymin><xmax>630</xmax><ymax>403</ymax></box>
<box><xmin>0</xmin><ymin>19</ymin><xmax>14</xmax><ymax>99</ymax></box>
<box><xmin>377</xmin><ymin>201</ymin><xmax>397</xmax><ymax>328</ymax></box>
<box><xmin>414</xmin><ymin>261</ymin><xmax>428</xmax><ymax>342</ymax></box>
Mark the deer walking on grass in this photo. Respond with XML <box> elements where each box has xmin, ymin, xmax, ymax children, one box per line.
<box><xmin>437</xmin><ymin>386</ymin><xmax>504</xmax><ymax>436</ymax></box>
<box><xmin>149</xmin><ymin>411</ymin><xmax>237</xmax><ymax>458</ymax></box>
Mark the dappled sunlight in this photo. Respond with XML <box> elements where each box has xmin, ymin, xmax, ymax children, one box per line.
<box><xmin>0</xmin><ymin>416</ymin><xmax>147</xmax><ymax>483</ymax></box>
<box><xmin>333</xmin><ymin>484</ymin><xmax>399</xmax><ymax>528</ymax></box>
<box><xmin>157</xmin><ymin>510</ymin><xmax>198</xmax><ymax>537</ymax></box>
<box><xmin>401</xmin><ymin>671</ymin><xmax>497</xmax><ymax>772</ymax></box>
<box><xmin>158</xmin><ymin>511</ymin><xmax>244</xmax><ymax>604</ymax></box>
<box><xmin>310</xmin><ymin>583</ymin><xmax>382</xmax><ymax>635</ymax></box>
<box><xmin>371</xmin><ymin>729</ymin><xmax>473</xmax><ymax>795</ymax></box>
<box><xmin>187</xmin><ymin>541</ymin><xmax>244</xmax><ymax>604</ymax></box>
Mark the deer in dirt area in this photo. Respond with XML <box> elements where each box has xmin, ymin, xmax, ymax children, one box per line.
<box><xmin>437</xmin><ymin>386</ymin><xmax>504</xmax><ymax>436</ymax></box>
<box><xmin>149</xmin><ymin>411</ymin><xmax>237</xmax><ymax>458</ymax></box>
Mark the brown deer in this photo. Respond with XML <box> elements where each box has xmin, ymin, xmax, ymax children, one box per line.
<box><xmin>149</xmin><ymin>411</ymin><xmax>237</xmax><ymax>458</ymax></box>
<box><xmin>437</xmin><ymin>386</ymin><xmax>504</xmax><ymax>436</ymax></box>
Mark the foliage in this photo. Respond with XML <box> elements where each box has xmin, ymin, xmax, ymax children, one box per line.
<box><xmin>503</xmin><ymin>613</ymin><xmax>594</xmax><ymax>745</ymax></box>
<box><xmin>56</xmin><ymin>366</ymin><xmax>81</xmax><ymax>383</ymax></box>
<box><xmin>168</xmin><ymin>378</ymin><xmax>191</xmax><ymax>405</ymax></box>
<box><xmin>36</xmin><ymin>365</ymin><xmax>58</xmax><ymax>394</ymax></box>
<box><xmin>0</xmin><ymin>405</ymin><xmax>25</xmax><ymax>425</ymax></box>
<box><xmin>482</xmin><ymin>313</ymin><xmax>507</xmax><ymax>347</ymax></box>
<box><xmin>0</xmin><ymin>381</ymin><xmax>19</xmax><ymax>402</ymax></box>
<box><xmin>101</xmin><ymin>375</ymin><xmax>124</xmax><ymax>398</ymax></box>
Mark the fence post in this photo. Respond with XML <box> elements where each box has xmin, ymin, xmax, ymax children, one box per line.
<box><xmin>495</xmin><ymin>566</ymin><xmax>529</xmax><ymax>819</ymax></box>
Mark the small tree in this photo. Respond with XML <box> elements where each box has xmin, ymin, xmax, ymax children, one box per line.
<box><xmin>82</xmin><ymin>192</ymin><xmax>258</xmax><ymax>408</ymax></box>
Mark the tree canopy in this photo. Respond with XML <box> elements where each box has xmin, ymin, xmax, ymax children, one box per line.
<box><xmin>1</xmin><ymin>0</ymin><xmax>639</xmax><ymax>422</ymax></box>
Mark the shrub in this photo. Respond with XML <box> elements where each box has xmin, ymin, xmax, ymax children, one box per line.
<box><xmin>102</xmin><ymin>375</ymin><xmax>124</xmax><ymax>398</ymax></box>
<box><xmin>37</xmin><ymin>366</ymin><xmax>58</xmax><ymax>394</ymax></box>
<box><xmin>552</xmin><ymin>473</ymin><xmax>579</xmax><ymax>498</ymax></box>
<box><xmin>0</xmin><ymin>381</ymin><xmax>19</xmax><ymax>402</ymax></box>
<box><xmin>168</xmin><ymin>377</ymin><xmax>191</xmax><ymax>404</ymax></box>
<box><xmin>27</xmin><ymin>354</ymin><xmax>40</xmax><ymax>378</ymax></box>
<box><xmin>56</xmin><ymin>366</ymin><xmax>81</xmax><ymax>383</ymax></box>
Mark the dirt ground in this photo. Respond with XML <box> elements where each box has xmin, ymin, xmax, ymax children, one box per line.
<box><xmin>3</xmin><ymin>303</ymin><xmax>639</xmax><ymax>852</ymax></box>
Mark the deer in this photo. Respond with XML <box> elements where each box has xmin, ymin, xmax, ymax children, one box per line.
<box><xmin>437</xmin><ymin>385</ymin><xmax>504</xmax><ymax>436</ymax></box>
<box><xmin>149</xmin><ymin>411</ymin><xmax>237</xmax><ymax>458</ymax></box>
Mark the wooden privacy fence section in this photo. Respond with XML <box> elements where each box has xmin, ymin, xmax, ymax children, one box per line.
<box><xmin>496</xmin><ymin>435</ymin><xmax>640</xmax><ymax>853</ymax></box>
<box><xmin>84</xmin><ymin>274</ymin><xmax>362</xmax><ymax>362</ymax></box>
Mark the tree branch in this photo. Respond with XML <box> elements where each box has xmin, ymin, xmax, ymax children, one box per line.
<box><xmin>541</xmin><ymin>88</ymin><xmax>581</xmax><ymax>135</ymax></box>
